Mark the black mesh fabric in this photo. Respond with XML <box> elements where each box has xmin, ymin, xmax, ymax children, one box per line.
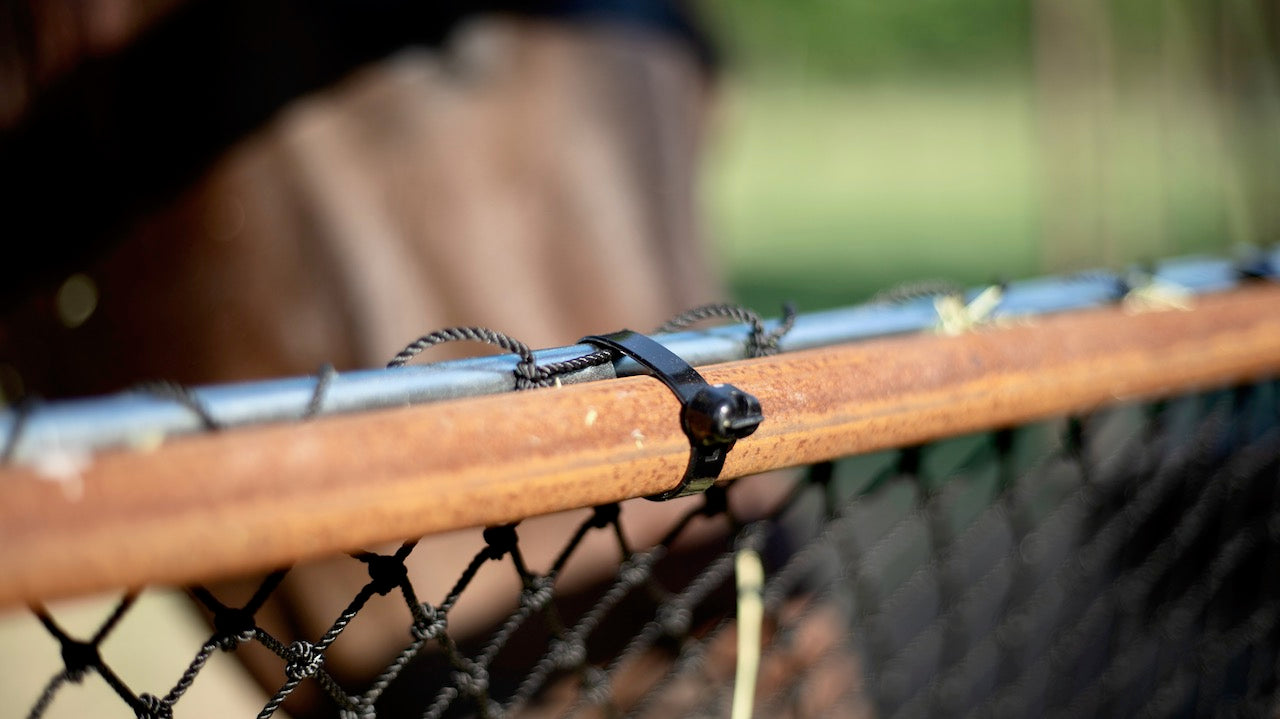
<box><xmin>20</xmin><ymin>379</ymin><xmax>1280</xmax><ymax>718</ymax></box>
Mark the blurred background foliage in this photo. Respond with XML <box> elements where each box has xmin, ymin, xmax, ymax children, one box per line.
<box><xmin>701</xmin><ymin>0</ymin><xmax>1280</xmax><ymax>311</ymax></box>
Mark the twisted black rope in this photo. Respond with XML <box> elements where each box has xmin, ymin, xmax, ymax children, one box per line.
<box><xmin>655</xmin><ymin>301</ymin><xmax>797</xmax><ymax>358</ymax></box>
<box><xmin>304</xmin><ymin>363</ymin><xmax>337</xmax><ymax>419</ymax></box>
<box><xmin>386</xmin><ymin>303</ymin><xmax>798</xmax><ymax>394</ymax></box>
<box><xmin>132</xmin><ymin>381</ymin><xmax>220</xmax><ymax>430</ymax></box>
<box><xmin>531</xmin><ymin>349</ymin><xmax>616</xmax><ymax>383</ymax></box>
<box><xmin>387</xmin><ymin>327</ymin><xmax>544</xmax><ymax>389</ymax></box>
<box><xmin>870</xmin><ymin>279</ymin><xmax>966</xmax><ymax>305</ymax></box>
<box><xmin>0</xmin><ymin>395</ymin><xmax>36</xmax><ymax>463</ymax></box>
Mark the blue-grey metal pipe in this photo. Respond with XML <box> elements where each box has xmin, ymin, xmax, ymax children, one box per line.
<box><xmin>1</xmin><ymin>252</ymin><xmax>1274</xmax><ymax>464</ymax></box>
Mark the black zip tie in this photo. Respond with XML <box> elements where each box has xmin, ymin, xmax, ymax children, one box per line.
<box><xmin>580</xmin><ymin>330</ymin><xmax>763</xmax><ymax>501</ymax></box>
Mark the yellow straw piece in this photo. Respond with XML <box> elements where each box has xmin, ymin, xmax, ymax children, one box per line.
<box><xmin>934</xmin><ymin>285</ymin><xmax>1003</xmax><ymax>335</ymax></box>
<box><xmin>731</xmin><ymin>548</ymin><xmax>765</xmax><ymax>719</ymax></box>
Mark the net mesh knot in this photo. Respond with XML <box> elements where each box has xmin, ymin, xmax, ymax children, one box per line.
<box><xmin>482</xmin><ymin>524</ymin><xmax>519</xmax><ymax>559</ymax></box>
<box><xmin>580</xmin><ymin>666</ymin><xmax>611</xmax><ymax>706</ymax></box>
<box><xmin>361</xmin><ymin>553</ymin><xmax>409</xmax><ymax>596</ymax></box>
<box><xmin>589</xmin><ymin>503</ymin><xmax>620</xmax><ymax>529</ymax></box>
<box><xmin>411</xmin><ymin>604</ymin><xmax>447</xmax><ymax>642</ymax></box>
<box><xmin>284</xmin><ymin>640</ymin><xmax>324</xmax><ymax>681</ymax></box>
<box><xmin>656</xmin><ymin>604</ymin><xmax>691</xmax><ymax>637</ymax></box>
<box><xmin>735</xmin><ymin>522</ymin><xmax>767</xmax><ymax>553</ymax></box>
<box><xmin>700</xmin><ymin>485</ymin><xmax>729</xmax><ymax>517</ymax></box>
<box><xmin>451</xmin><ymin>659</ymin><xmax>489</xmax><ymax>697</ymax></box>
<box><xmin>617</xmin><ymin>553</ymin><xmax>655</xmax><ymax>588</ymax></box>
<box><xmin>135</xmin><ymin>693</ymin><xmax>172</xmax><ymax>719</ymax></box>
<box><xmin>338</xmin><ymin>700</ymin><xmax>376</xmax><ymax>719</ymax></box>
<box><xmin>211</xmin><ymin>607</ymin><xmax>256</xmax><ymax>651</ymax></box>
<box><xmin>520</xmin><ymin>576</ymin><xmax>555</xmax><ymax>611</ymax></box>
<box><xmin>996</xmin><ymin>612</ymin><xmax>1032</xmax><ymax>650</ymax></box>
<box><xmin>548</xmin><ymin>636</ymin><xmax>586</xmax><ymax>670</ymax></box>
<box><xmin>60</xmin><ymin>639</ymin><xmax>100</xmax><ymax>682</ymax></box>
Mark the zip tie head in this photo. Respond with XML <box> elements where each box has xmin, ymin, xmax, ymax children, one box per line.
<box><xmin>683</xmin><ymin>384</ymin><xmax>763</xmax><ymax>446</ymax></box>
<box><xmin>580</xmin><ymin>331</ymin><xmax>764</xmax><ymax>501</ymax></box>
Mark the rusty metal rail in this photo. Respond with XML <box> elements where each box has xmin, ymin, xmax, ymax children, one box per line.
<box><xmin>2</xmin><ymin>282</ymin><xmax>1279</xmax><ymax>608</ymax></box>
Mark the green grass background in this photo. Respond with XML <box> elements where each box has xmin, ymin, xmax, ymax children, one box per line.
<box><xmin>701</xmin><ymin>1</ymin><xmax>1269</xmax><ymax>311</ymax></box>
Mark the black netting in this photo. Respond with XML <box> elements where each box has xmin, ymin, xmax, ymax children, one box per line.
<box><xmin>20</xmin><ymin>377</ymin><xmax>1280</xmax><ymax>718</ymax></box>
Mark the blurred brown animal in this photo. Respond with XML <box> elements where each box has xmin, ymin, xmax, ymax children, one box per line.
<box><xmin>0</xmin><ymin>4</ymin><xmax>849</xmax><ymax>716</ymax></box>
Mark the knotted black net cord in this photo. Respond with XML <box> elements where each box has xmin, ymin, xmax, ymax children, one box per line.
<box><xmin>253</xmin><ymin>543</ymin><xmax>426</xmax><ymax>718</ymax></box>
<box><xmin>960</xmin><ymin>409</ymin><xmax>1274</xmax><ymax>718</ymax></box>
<box><xmin>876</xmin><ymin>411</ymin><xmax>1183</xmax><ymax>716</ymax></box>
<box><xmin>90</xmin><ymin>593</ymin><xmax>137</xmax><ymax>645</ymax></box>
<box><xmin>629</xmin><ymin>613</ymin><xmax>740</xmax><ymax>719</ymax></box>
<box><xmin>305</xmin><ymin>363</ymin><xmax>337</xmax><ymax>419</ymax></box>
<box><xmin>503</xmin><ymin>547</ymin><xmax>666</xmax><ymax>713</ymax></box>
<box><xmin>133</xmin><ymin>380</ymin><xmax>221</xmax><ymax>430</ymax></box>
<box><xmin>553</xmin><ymin>492</ymin><xmax>743</xmax><ymax>717</ymax></box>
<box><xmin>481</xmin><ymin>507</ymin><xmax>628</xmax><ymax>703</ymax></box>
<box><xmin>439</xmin><ymin>549</ymin><xmax>496</xmax><ymax>617</ymax></box>
<box><xmin>363</xmin><ymin>634</ymin><xmax>427</xmax><ymax>709</ymax></box>
<box><xmin>1243</xmin><ymin>473</ymin><xmax>1280</xmax><ymax>708</ymax></box>
<box><xmin>1056</xmin><ymin>525</ymin><xmax>1261</xmax><ymax>719</ymax></box>
<box><xmin>200</xmin><ymin>570</ymin><xmax>289</xmax><ymax>625</ymax></box>
<box><xmin>531</xmin><ymin>350</ymin><xmax>615</xmax><ymax>384</ymax></box>
<box><xmin>870</xmin><ymin>279</ymin><xmax>968</xmax><ymax>305</ymax></box>
<box><xmin>0</xmin><ymin>395</ymin><xmax>36</xmax><ymax>463</ymax></box>
<box><xmin>552</xmin><ymin>514</ymin><xmax>768</xmax><ymax>711</ymax></box>
<box><xmin>575</xmin><ymin>550</ymin><xmax>737</xmax><ymax>715</ymax></box>
<box><xmin>616</xmin><ymin>529</ymin><xmax>768</xmax><ymax>711</ymax></box>
<box><xmin>375</xmin><ymin>593</ymin><xmax>448</xmax><ymax>705</ymax></box>
<box><xmin>29</xmin><ymin>596</ymin><xmax>149</xmax><ymax>717</ymax></box>
<box><xmin>654</xmin><ymin>301</ymin><xmax>798</xmax><ymax>358</ymax></box>
<box><xmin>386</xmin><ymin>327</ymin><xmax>544</xmax><ymax>389</ymax></box>
<box><xmin>254</xmin><ymin>631</ymin><xmax>310</xmax><ymax>719</ymax></box>
<box><xmin>414</xmin><ymin>518</ymin><xmax>592</xmax><ymax>719</ymax></box>
<box><xmin>753</xmin><ymin>462</ymin><xmax>868</xmax><ymax>610</ymax></box>
<box><xmin>26</xmin><ymin>673</ymin><xmax>68</xmax><ymax>719</ymax></box>
<box><xmin>605</xmin><ymin>521</ymin><xmax>765</xmax><ymax>716</ymax></box>
<box><xmin>1049</xmin><ymin>431</ymin><xmax>1280</xmax><ymax>718</ymax></box>
<box><xmin>1147</xmin><ymin>602</ymin><xmax>1280</xmax><ymax>718</ymax></box>
<box><xmin>685</xmin><ymin>467</ymin><xmax>897</xmax><ymax>714</ymax></box>
<box><xmin>1022</xmin><ymin>416</ymin><xmax>1235</xmax><ymax>673</ymax></box>
<box><xmin>911</xmin><ymin>404</ymin><xmax>1259</xmax><ymax>716</ymax></box>
<box><xmin>20</xmin><ymin>387</ymin><xmax>1280</xmax><ymax>718</ymax></box>
<box><xmin>15</xmin><ymin>288</ymin><xmax>1280</xmax><ymax>718</ymax></box>
<box><xmin>393</xmin><ymin>610</ymin><xmax>453</xmax><ymax>688</ymax></box>
<box><xmin>867</xmin><ymin>505</ymin><xmax>1030</xmax><ymax>706</ymax></box>
<box><xmin>533</xmin><ymin>301</ymin><xmax>800</xmax><ymax>387</ymax></box>
<box><xmin>506</xmin><ymin>548</ymin><xmax>672</xmax><ymax>715</ymax></box>
<box><xmin>473</xmin><ymin>573</ymin><xmax>559</xmax><ymax>673</ymax></box>
<box><xmin>330</xmin><ymin>547</ymin><xmax>438</xmax><ymax>711</ymax></box>
<box><xmin>161</xmin><ymin>641</ymin><xmax>220</xmax><ymax>707</ymax></box>
<box><xmin>619</xmin><ymin>526</ymin><xmax>776</xmax><ymax>719</ymax></box>
<box><xmin>959</xmin><ymin>457</ymin><xmax>1188</xmax><ymax>713</ymax></box>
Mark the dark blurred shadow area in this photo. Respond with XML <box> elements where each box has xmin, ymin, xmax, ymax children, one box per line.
<box><xmin>0</xmin><ymin>0</ymin><xmax>720</xmax><ymax>401</ymax></box>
